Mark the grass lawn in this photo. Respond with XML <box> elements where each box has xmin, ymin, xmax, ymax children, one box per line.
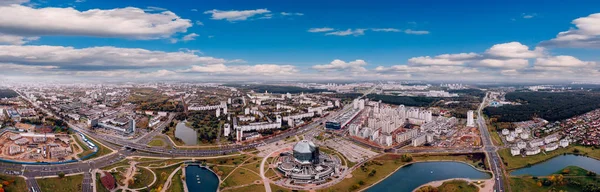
<box><xmin>222</xmin><ymin>184</ymin><xmax>266</xmax><ymax>192</ymax></box>
<box><xmin>37</xmin><ymin>174</ymin><xmax>84</xmax><ymax>192</ymax></box>
<box><xmin>509</xmin><ymin>176</ymin><xmax>586</xmax><ymax>192</ymax></box>
<box><xmin>130</xmin><ymin>167</ymin><xmax>155</xmax><ymax>189</ymax></box>
<box><xmin>269</xmin><ymin>183</ymin><xmax>306</xmax><ymax>192</ymax></box>
<box><xmin>241</xmin><ymin>161</ymin><xmax>261</xmax><ymax>174</ymax></box>
<box><xmin>167</xmin><ymin>169</ymin><xmax>184</xmax><ymax>192</ymax></box>
<box><xmin>204</xmin><ymin>155</ymin><xmax>248</xmax><ymax>166</ymax></box>
<box><xmin>222</xmin><ymin>169</ymin><xmax>261</xmax><ymax>188</ymax></box>
<box><xmin>215</xmin><ymin>166</ymin><xmax>236</xmax><ymax>178</ymax></box>
<box><xmin>0</xmin><ymin>174</ymin><xmax>27</xmax><ymax>192</ymax></box>
<box><xmin>555</xmin><ymin>166</ymin><xmax>595</xmax><ymax>176</ymax></box>
<box><xmin>149</xmin><ymin>164</ymin><xmax>183</xmax><ymax>191</ymax></box>
<box><xmin>436</xmin><ymin>180</ymin><xmax>479</xmax><ymax>192</ymax></box>
<box><xmin>148</xmin><ymin>137</ymin><xmax>166</xmax><ymax>147</ymax></box>
<box><xmin>87</xmin><ymin>137</ymin><xmax>113</xmax><ymax>159</ymax></box>
<box><xmin>95</xmin><ymin>173</ymin><xmax>111</xmax><ymax>192</ymax></box>
<box><xmin>490</xmin><ymin>129</ymin><xmax>504</xmax><ymax>146</ymax></box>
<box><xmin>501</xmin><ymin>145</ymin><xmax>600</xmax><ymax>170</ymax></box>
<box><xmin>265</xmin><ymin>168</ymin><xmax>278</xmax><ymax>178</ymax></box>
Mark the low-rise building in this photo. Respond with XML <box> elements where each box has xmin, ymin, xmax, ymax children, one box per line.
<box><xmin>545</xmin><ymin>142</ymin><xmax>559</xmax><ymax>152</ymax></box>
<box><xmin>559</xmin><ymin>139</ymin><xmax>569</xmax><ymax>148</ymax></box>
<box><xmin>510</xmin><ymin>147</ymin><xmax>521</xmax><ymax>156</ymax></box>
<box><xmin>9</xmin><ymin>145</ymin><xmax>22</xmax><ymax>155</ymax></box>
<box><xmin>502</xmin><ymin>129</ymin><xmax>509</xmax><ymax>135</ymax></box>
<box><xmin>545</xmin><ymin>134</ymin><xmax>559</xmax><ymax>144</ymax></box>
<box><xmin>517</xmin><ymin>141</ymin><xmax>527</xmax><ymax>149</ymax></box>
<box><xmin>529</xmin><ymin>139</ymin><xmax>544</xmax><ymax>148</ymax></box>
<box><xmin>526</xmin><ymin>147</ymin><xmax>541</xmax><ymax>156</ymax></box>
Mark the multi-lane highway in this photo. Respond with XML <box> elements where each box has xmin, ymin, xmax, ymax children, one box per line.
<box><xmin>477</xmin><ymin>92</ymin><xmax>506</xmax><ymax>192</ymax></box>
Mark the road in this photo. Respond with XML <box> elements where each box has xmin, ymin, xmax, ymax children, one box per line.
<box><xmin>476</xmin><ymin>92</ymin><xmax>506</xmax><ymax>192</ymax></box>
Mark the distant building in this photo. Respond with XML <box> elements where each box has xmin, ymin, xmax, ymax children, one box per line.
<box><xmin>559</xmin><ymin>139</ymin><xmax>569</xmax><ymax>148</ymax></box>
<box><xmin>412</xmin><ymin>134</ymin><xmax>427</xmax><ymax>147</ymax></box>
<box><xmin>526</xmin><ymin>147</ymin><xmax>541</xmax><ymax>156</ymax></box>
<box><xmin>467</xmin><ymin>110</ymin><xmax>475</xmax><ymax>127</ymax></box>
<box><xmin>325</xmin><ymin>121</ymin><xmax>341</xmax><ymax>130</ymax></box>
<box><xmin>545</xmin><ymin>143</ymin><xmax>559</xmax><ymax>152</ymax></box>
<box><xmin>510</xmin><ymin>147</ymin><xmax>521</xmax><ymax>156</ymax></box>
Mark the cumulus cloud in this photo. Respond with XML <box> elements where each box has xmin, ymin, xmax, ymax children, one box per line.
<box><xmin>326</xmin><ymin>29</ymin><xmax>366</xmax><ymax>36</ymax></box>
<box><xmin>312</xmin><ymin>59</ymin><xmax>368</xmax><ymax>72</ymax></box>
<box><xmin>535</xmin><ymin>55</ymin><xmax>596</xmax><ymax>68</ymax></box>
<box><xmin>0</xmin><ymin>0</ymin><xmax>28</xmax><ymax>6</ymax></box>
<box><xmin>0</xmin><ymin>45</ymin><xmax>225</xmax><ymax>71</ymax></box>
<box><xmin>204</xmin><ymin>9</ymin><xmax>270</xmax><ymax>21</ymax></box>
<box><xmin>182</xmin><ymin>33</ymin><xmax>199</xmax><ymax>42</ymax></box>
<box><xmin>308</xmin><ymin>28</ymin><xmax>334</xmax><ymax>33</ymax></box>
<box><xmin>485</xmin><ymin>42</ymin><xmax>544</xmax><ymax>58</ymax></box>
<box><xmin>0</xmin><ymin>33</ymin><xmax>39</xmax><ymax>45</ymax></box>
<box><xmin>540</xmin><ymin>13</ymin><xmax>600</xmax><ymax>48</ymax></box>
<box><xmin>475</xmin><ymin>59</ymin><xmax>529</xmax><ymax>69</ymax></box>
<box><xmin>0</xmin><ymin>5</ymin><xmax>192</xmax><ymax>40</ymax></box>
<box><xmin>181</xmin><ymin>64</ymin><xmax>298</xmax><ymax>75</ymax></box>
<box><xmin>408</xmin><ymin>53</ymin><xmax>479</xmax><ymax>65</ymax></box>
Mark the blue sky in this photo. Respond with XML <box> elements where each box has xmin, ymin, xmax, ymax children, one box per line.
<box><xmin>0</xmin><ymin>0</ymin><xmax>599</xmax><ymax>82</ymax></box>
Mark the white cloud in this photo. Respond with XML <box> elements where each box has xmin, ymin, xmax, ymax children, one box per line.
<box><xmin>312</xmin><ymin>59</ymin><xmax>367</xmax><ymax>72</ymax></box>
<box><xmin>308</xmin><ymin>28</ymin><xmax>334</xmax><ymax>33</ymax></box>
<box><xmin>204</xmin><ymin>9</ymin><xmax>270</xmax><ymax>21</ymax></box>
<box><xmin>0</xmin><ymin>33</ymin><xmax>39</xmax><ymax>45</ymax></box>
<box><xmin>403</xmin><ymin>29</ymin><xmax>430</xmax><ymax>35</ymax></box>
<box><xmin>144</xmin><ymin>6</ymin><xmax>168</xmax><ymax>12</ymax></box>
<box><xmin>74</xmin><ymin>69</ymin><xmax>176</xmax><ymax>78</ymax></box>
<box><xmin>190</xmin><ymin>9</ymin><xmax>198</xmax><ymax>12</ymax></box>
<box><xmin>0</xmin><ymin>45</ymin><xmax>225</xmax><ymax>70</ymax></box>
<box><xmin>195</xmin><ymin>21</ymin><xmax>204</xmax><ymax>26</ymax></box>
<box><xmin>408</xmin><ymin>53</ymin><xmax>479</xmax><ymax>65</ymax></box>
<box><xmin>0</xmin><ymin>5</ymin><xmax>192</xmax><ymax>40</ymax></box>
<box><xmin>325</xmin><ymin>29</ymin><xmax>366</xmax><ymax>36</ymax></box>
<box><xmin>0</xmin><ymin>0</ymin><xmax>28</xmax><ymax>6</ymax></box>
<box><xmin>181</xmin><ymin>64</ymin><xmax>298</xmax><ymax>75</ymax></box>
<box><xmin>281</xmin><ymin>12</ymin><xmax>303</xmax><ymax>16</ymax></box>
<box><xmin>371</xmin><ymin>28</ymin><xmax>401</xmax><ymax>32</ymax></box>
<box><xmin>541</xmin><ymin>13</ymin><xmax>600</xmax><ymax>48</ymax></box>
<box><xmin>485</xmin><ymin>42</ymin><xmax>544</xmax><ymax>58</ymax></box>
<box><xmin>475</xmin><ymin>59</ymin><xmax>529</xmax><ymax>69</ymax></box>
<box><xmin>182</xmin><ymin>33</ymin><xmax>199</xmax><ymax>42</ymax></box>
<box><xmin>535</xmin><ymin>55</ymin><xmax>596</xmax><ymax>68</ymax></box>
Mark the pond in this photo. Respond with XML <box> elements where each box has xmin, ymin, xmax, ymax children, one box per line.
<box><xmin>366</xmin><ymin>161</ymin><xmax>491</xmax><ymax>192</ymax></box>
<box><xmin>511</xmin><ymin>154</ymin><xmax>600</xmax><ymax>176</ymax></box>
<box><xmin>185</xmin><ymin>165</ymin><xmax>219</xmax><ymax>192</ymax></box>
<box><xmin>175</xmin><ymin>121</ymin><xmax>198</xmax><ymax>145</ymax></box>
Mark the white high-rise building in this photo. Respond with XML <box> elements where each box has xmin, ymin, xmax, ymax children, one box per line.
<box><xmin>216</xmin><ymin>108</ymin><xmax>221</xmax><ymax>117</ymax></box>
<box><xmin>467</xmin><ymin>110</ymin><xmax>475</xmax><ymax>127</ymax></box>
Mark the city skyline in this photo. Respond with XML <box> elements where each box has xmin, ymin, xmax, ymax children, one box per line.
<box><xmin>0</xmin><ymin>0</ymin><xmax>599</xmax><ymax>82</ymax></box>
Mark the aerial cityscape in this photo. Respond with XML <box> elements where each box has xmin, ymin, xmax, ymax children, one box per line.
<box><xmin>0</xmin><ymin>0</ymin><xmax>600</xmax><ymax>192</ymax></box>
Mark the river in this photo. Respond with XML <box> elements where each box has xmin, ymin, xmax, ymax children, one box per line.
<box><xmin>175</xmin><ymin>121</ymin><xmax>198</xmax><ymax>145</ymax></box>
<box><xmin>366</xmin><ymin>161</ymin><xmax>491</xmax><ymax>192</ymax></box>
<box><xmin>185</xmin><ymin>165</ymin><xmax>219</xmax><ymax>192</ymax></box>
<box><xmin>511</xmin><ymin>154</ymin><xmax>600</xmax><ymax>176</ymax></box>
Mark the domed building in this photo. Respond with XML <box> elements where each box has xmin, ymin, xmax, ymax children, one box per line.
<box><xmin>277</xmin><ymin>140</ymin><xmax>342</xmax><ymax>185</ymax></box>
<box><xmin>293</xmin><ymin>140</ymin><xmax>319</xmax><ymax>164</ymax></box>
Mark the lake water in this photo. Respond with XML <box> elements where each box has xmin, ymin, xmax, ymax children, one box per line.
<box><xmin>175</xmin><ymin>121</ymin><xmax>198</xmax><ymax>145</ymax></box>
<box><xmin>185</xmin><ymin>165</ymin><xmax>219</xmax><ymax>192</ymax></box>
<box><xmin>511</xmin><ymin>154</ymin><xmax>600</xmax><ymax>176</ymax></box>
<box><xmin>366</xmin><ymin>161</ymin><xmax>491</xmax><ymax>192</ymax></box>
